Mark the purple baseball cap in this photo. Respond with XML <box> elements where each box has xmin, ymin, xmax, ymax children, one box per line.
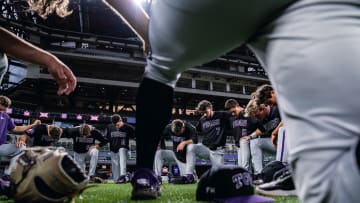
<box><xmin>196</xmin><ymin>165</ymin><xmax>274</xmax><ymax>203</ymax></box>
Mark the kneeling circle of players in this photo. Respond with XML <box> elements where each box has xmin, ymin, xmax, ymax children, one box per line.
<box><xmin>0</xmin><ymin>85</ymin><xmax>293</xmax><ymax>202</ymax></box>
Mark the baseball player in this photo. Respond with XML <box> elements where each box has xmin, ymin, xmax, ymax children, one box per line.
<box><xmin>244</xmin><ymin>100</ymin><xmax>282</xmax><ymax>174</ymax></box>
<box><xmin>253</xmin><ymin>84</ymin><xmax>289</xmax><ymax>163</ymax></box>
<box><xmin>62</xmin><ymin>124</ymin><xmax>108</xmax><ymax>180</ymax></box>
<box><xmin>154</xmin><ymin>119</ymin><xmax>197</xmax><ymax>180</ymax></box>
<box><xmin>104</xmin><ymin>114</ymin><xmax>135</xmax><ymax>183</ymax></box>
<box><xmin>186</xmin><ymin>100</ymin><xmax>231</xmax><ymax>175</ymax></box>
<box><xmin>25</xmin><ymin>123</ymin><xmax>63</xmax><ymax>147</ymax></box>
<box><xmin>224</xmin><ymin>98</ymin><xmax>259</xmax><ymax>172</ymax></box>
<box><xmin>38</xmin><ymin>0</ymin><xmax>360</xmax><ymax>202</ymax></box>
<box><xmin>0</xmin><ymin>96</ymin><xmax>41</xmax><ymax>175</ymax></box>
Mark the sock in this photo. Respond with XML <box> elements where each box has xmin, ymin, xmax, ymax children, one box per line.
<box><xmin>135</xmin><ymin>78</ymin><xmax>173</xmax><ymax>170</ymax></box>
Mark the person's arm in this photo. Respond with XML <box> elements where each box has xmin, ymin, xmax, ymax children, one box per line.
<box><xmin>126</xmin><ymin>123</ymin><xmax>136</xmax><ymax>139</ymax></box>
<box><xmin>61</xmin><ymin>127</ymin><xmax>78</xmax><ymax>138</ymax></box>
<box><xmin>271</xmin><ymin>121</ymin><xmax>283</xmax><ymax>147</ymax></box>
<box><xmin>188</xmin><ymin>123</ymin><xmax>198</xmax><ymax>144</ymax></box>
<box><xmin>176</xmin><ymin>139</ymin><xmax>193</xmax><ymax>152</ymax></box>
<box><xmin>92</xmin><ymin>129</ymin><xmax>108</xmax><ymax>147</ymax></box>
<box><xmin>12</xmin><ymin>119</ymin><xmax>41</xmax><ymax>133</ymax></box>
<box><xmin>244</xmin><ymin>128</ymin><xmax>263</xmax><ymax>141</ymax></box>
<box><xmin>0</xmin><ymin>28</ymin><xmax>76</xmax><ymax>95</ymax></box>
<box><xmin>103</xmin><ymin>0</ymin><xmax>149</xmax><ymax>53</ymax></box>
<box><xmin>177</xmin><ymin>124</ymin><xmax>196</xmax><ymax>151</ymax></box>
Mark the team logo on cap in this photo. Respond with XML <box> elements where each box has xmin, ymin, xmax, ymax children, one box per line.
<box><xmin>232</xmin><ymin>172</ymin><xmax>252</xmax><ymax>190</ymax></box>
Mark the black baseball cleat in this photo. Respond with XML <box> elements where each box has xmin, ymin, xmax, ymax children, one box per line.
<box><xmin>89</xmin><ymin>176</ymin><xmax>105</xmax><ymax>184</ymax></box>
<box><xmin>157</xmin><ymin>175</ymin><xmax>163</xmax><ymax>185</ymax></box>
<box><xmin>115</xmin><ymin>175</ymin><xmax>128</xmax><ymax>184</ymax></box>
<box><xmin>168</xmin><ymin>174</ymin><xmax>197</xmax><ymax>184</ymax></box>
<box><xmin>252</xmin><ymin>173</ymin><xmax>264</xmax><ymax>185</ymax></box>
<box><xmin>116</xmin><ymin>173</ymin><xmax>133</xmax><ymax>184</ymax></box>
<box><xmin>131</xmin><ymin>168</ymin><xmax>161</xmax><ymax>200</ymax></box>
<box><xmin>255</xmin><ymin>169</ymin><xmax>297</xmax><ymax>196</ymax></box>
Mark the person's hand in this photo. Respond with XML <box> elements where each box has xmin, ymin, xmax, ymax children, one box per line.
<box><xmin>241</xmin><ymin>136</ymin><xmax>251</xmax><ymax>141</ymax></box>
<box><xmin>88</xmin><ymin>124</ymin><xmax>95</xmax><ymax>131</ymax></box>
<box><xmin>16</xmin><ymin>135</ymin><xmax>27</xmax><ymax>148</ymax></box>
<box><xmin>89</xmin><ymin>144</ymin><xmax>99</xmax><ymax>151</ymax></box>
<box><xmin>46</xmin><ymin>57</ymin><xmax>77</xmax><ymax>95</ymax></box>
<box><xmin>176</xmin><ymin>142</ymin><xmax>186</xmax><ymax>152</ymax></box>
<box><xmin>271</xmin><ymin>133</ymin><xmax>278</xmax><ymax>147</ymax></box>
<box><xmin>16</xmin><ymin>140</ymin><xmax>25</xmax><ymax>148</ymax></box>
<box><xmin>32</xmin><ymin>119</ymin><xmax>41</xmax><ymax>125</ymax></box>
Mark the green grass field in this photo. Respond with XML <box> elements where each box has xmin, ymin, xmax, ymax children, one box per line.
<box><xmin>0</xmin><ymin>182</ymin><xmax>300</xmax><ymax>203</ymax></box>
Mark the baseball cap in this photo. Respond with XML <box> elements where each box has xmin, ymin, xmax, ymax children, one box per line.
<box><xmin>196</xmin><ymin>165</ymin><xmax>274</xmax><ymax>203</ymax></box>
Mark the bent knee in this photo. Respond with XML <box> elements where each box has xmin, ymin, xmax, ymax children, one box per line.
<box><xmin>187</xmin><ymin>144</ymin><xmax>196</xmax><ymax>151</ymax></box>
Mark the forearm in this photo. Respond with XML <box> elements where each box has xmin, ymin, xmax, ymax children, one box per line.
<box><xmin>12</xmin><ymin>124</ymin><xmax>35</xmax><ymax>133</ymax></box>
<box><xmin>182</xmin><ymin>139</ymin><xmax>193</xmax><ymax>146</ymax></box>
<box><xmin>271</xmin><ymin>121</ymin><xmax>283</xmax><ymax>137</ymax></box>
<box><xmin>0</xmin><ymin>28</ymin><xmax>56</xmax><ymax>67</ymax></box>
<box><xmin>249</xmin><ymin>129</ymin><xmax>262</xmax><ymax>139</ymax></box>
<box><xmin>103</xmin><ymin>0</ymin><xmax>149</xmax><ymax>45</ymax></box>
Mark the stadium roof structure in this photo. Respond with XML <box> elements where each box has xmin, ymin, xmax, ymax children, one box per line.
<box><xmin>0</xmin><ymin>0</ymin><xmax>269</xmax><ymax>116</ymax></box>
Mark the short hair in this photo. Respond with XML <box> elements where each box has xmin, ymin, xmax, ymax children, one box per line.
<box><xmin>244</xmin><ymin>99</ymin><xmax>266</xmax><ymax>117</ymax></box>
<box><xmin>196</xmin><ymin>100</ymin><xmax>212</xmax><ymax>112</ymax></box>
<box><xmin>224</xmin><ymin>99</ymin><xmax>239</xmax><ymax>110</ymax></box>
<box><xmin>171</xmin><ymin>119</ymin><xmax>185</xmax><ymax>134</ymax></box>
<box><xmin>27</xmin><ymin>0</ymin><xmax>72</xmax><ymax>19</ymax></box>
<box><xmin>79</xmin><ymin>124</ymin><xmax>91</xmax><ymax>137</ymax></box>
<box><xmin>0</xmin><ymin>96</ymin><xmax>11</xmax><ymax>108</ymax></box>
<box><xmin>254</xmin><ymin>84</ymin><xmax>274</xmax><ymax>105</ymax></box>
<box><xmin>111</xmin><ymin>114</ymin><xmax>122</xmax><ymax>124</ymax></box>
<box><xmin>48</xmin><ymin>125</ymin><xmax>62</xmax><ymax>139</ymax></box>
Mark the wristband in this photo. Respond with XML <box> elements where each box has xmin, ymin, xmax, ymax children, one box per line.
<box><xmin>249</xmin><ymin>132</ymin><xmax>257</xmax><ymax>139</ymax></box>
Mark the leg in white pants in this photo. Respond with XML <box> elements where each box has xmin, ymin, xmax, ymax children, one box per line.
<box><xmin>0</xmin><ymin>143</ymin><xmax>25</xmax><ymax>175</ymax></box>
<box><xmin>111</xmin><ymin>151</ymin><xmax>120</xmax><ymax>181</ymax></box>
<box><xmin>250</xmin><ymin>138</ymin><xmax>262</xmax><ymax>174</ymax></box>
<box><xmin>154</xmin><ymin>149</ymin><xmax>187</xmax><ymax>176</ymax></box>
<box><xmin>154</xmin><ymin>149</ymin><xmax>168</xmax><ymax>176</ymax></box>
<box><xmin>186</xmin><ymin>143</ymin><xmax>210</xmax><ymax>174</ymax></box>
<box><xmin>74</xmin><ymin>152</ymin><xmax>87</xmax><ymax>174</ymax></box>
<box><xmin>186</xmin><ymin>143</ymin><xmax>224</xmax><ymax>173</ymax></box>
<box><xmin>236</xmin><ymin>147</ymin><xmax>242</xmax><ymax>166</ymax></box>
<box><xmin>119</xmin><ymin>148</ymin><xmax>128</xmax><ymax>176</ymax></box>
<box><xmin>239</xmin><ymin>138</ymin><xmax>251</xmax><ymax>171</ymax></box>
<box><xmin>250</xmin><ymin>3</ymin><xmax>360</xmax><ymax>201</ymax></box>
<box><xmin>251</xmin><ymin>137</ymin><xmax>276</xmax><ymax>174</ymax></box>
<box><xmin>209</xmin><ymin>148</ymin><xmax>224</xmax><ymax>166</ymax></box>
<box><xmin>88</xmin><ymin>148</ymin><xmax>99</xmax><ymax>176</ymax></box>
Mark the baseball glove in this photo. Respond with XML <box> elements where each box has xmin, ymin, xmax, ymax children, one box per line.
<box><xmin>7</xmin><ymin>147</ymin><xmax>89</xmax><ymax>203</ymax></box>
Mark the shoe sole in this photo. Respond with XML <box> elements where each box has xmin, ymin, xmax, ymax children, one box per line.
<box><xmin>256</xmin><ymin>187</ymin><xmax>297</xmax><ymax>197</ymax></box>
<box><xmin>131</xmin><ymin>189</ymin><xmax>161</xmax><ymax>200</ymax></box>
